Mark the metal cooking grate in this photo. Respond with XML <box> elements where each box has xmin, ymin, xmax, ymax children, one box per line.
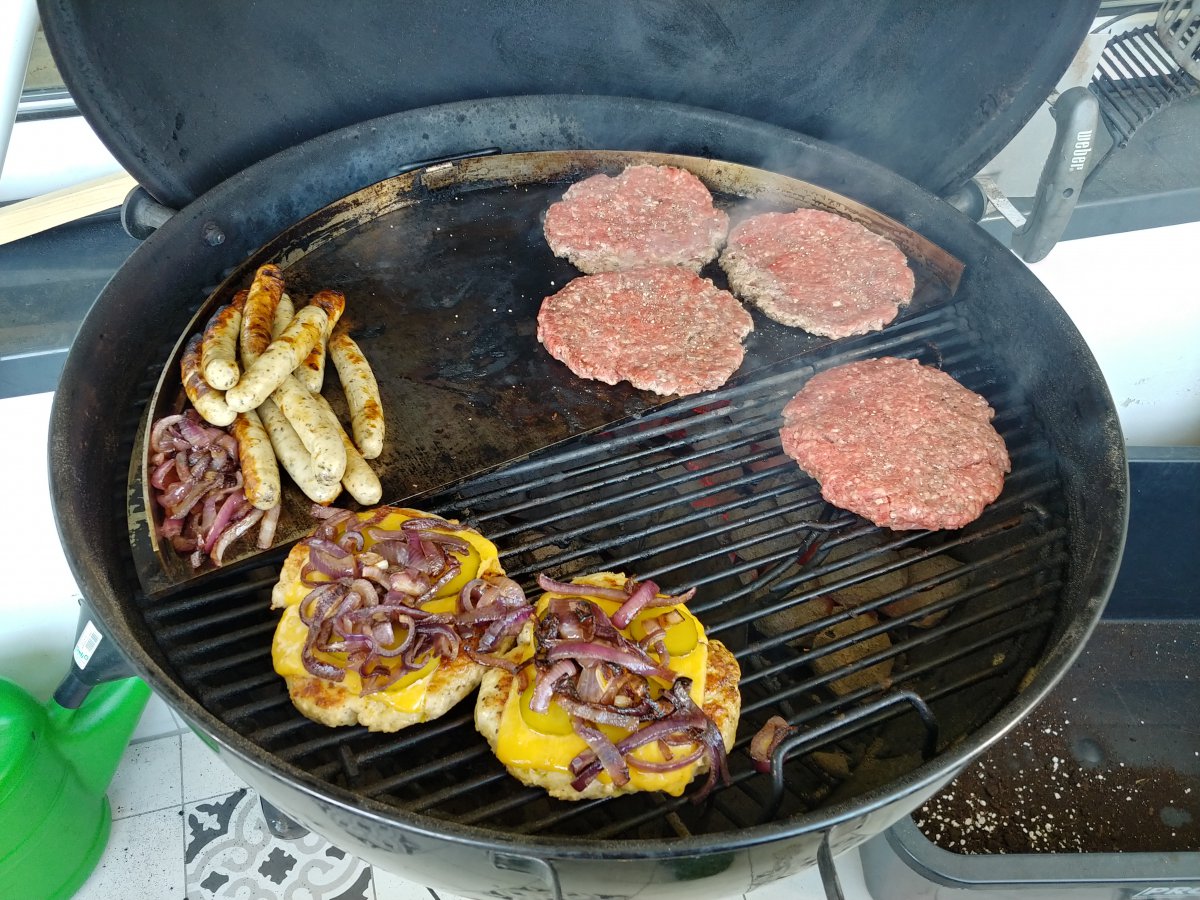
<box><xmin>138</xmin><ymin>300</ymin><xmax>1068</xmax><ymax>840</ymax></box>
<box><xmin>1089</xmin><ymin>24</ymin><xmax>1200</xmax><ymax>148</ymax></box>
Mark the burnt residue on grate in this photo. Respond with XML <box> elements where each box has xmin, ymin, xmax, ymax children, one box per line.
<box><xmin>135</xmin><ymin>294</ymin><xmax>1074</xmax><ymax>841</ymax></box>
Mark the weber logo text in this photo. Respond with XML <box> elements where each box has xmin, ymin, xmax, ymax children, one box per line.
<box><xmin>1069</xmin><ymin>130</ymin><xmax>1094</xmax><ymax>172</ymax></box>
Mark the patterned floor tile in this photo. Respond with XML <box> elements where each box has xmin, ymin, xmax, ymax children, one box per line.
<box><xmin>185</xmin><ymin>788</ymin><xmax>373</xmax><ymax>899</ymax></box>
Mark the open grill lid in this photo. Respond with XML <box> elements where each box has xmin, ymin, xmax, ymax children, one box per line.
<box><xmin>39</xmin><ymin>0</ymin><xmax>1099</xmax><ymax>209</ymax></box>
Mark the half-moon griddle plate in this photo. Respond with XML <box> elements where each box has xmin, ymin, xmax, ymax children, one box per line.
<box><xmin>129</xmin><ymin>150</ymin><xmax>963</xmax><ymax>595</ymax></box>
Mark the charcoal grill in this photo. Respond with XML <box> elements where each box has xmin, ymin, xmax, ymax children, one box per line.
<box><xmin>37</xmin><ymin>2</ymin><xmax>1125</xmax><ymax>898</ymax></box>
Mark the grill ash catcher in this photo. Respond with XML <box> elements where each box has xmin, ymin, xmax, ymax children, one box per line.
<box><xmin>35</xmin><ymin>2</ymin><xmax>1136</xmax><ymax>898</ymax></box>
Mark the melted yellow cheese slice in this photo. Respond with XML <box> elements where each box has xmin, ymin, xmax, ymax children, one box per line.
<box><xmin>272</xmin><ymin>507</ymin><xmax>502</xmax><ymax>705</ymax></box>
<box><xmin>273</xmin><ymin>508</ymin><xmax>500</xmax><ymax>608</ymax></box>
<box><xmin>273</xmin><ymin>604</ymin><xmax>439</xmax><ymax>712</ymax></box>
<box><xmin>493</xmin><ymin>572</ymin><xmax>710</xmax><ymax>796</ymax></box>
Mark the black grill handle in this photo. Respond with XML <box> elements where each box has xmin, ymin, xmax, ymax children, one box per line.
<box><xmin>759</xmin><ymin>690</ymin><xmax>940</xmax><ymax>824</ymax></box>
<box><xmin>53</xmin><ymin>600</ymin><xmax>137</xmax><ymax>709</ymax></box>
<box><xmin>1011</xmin><ymin>86</ymin><xmax>1100</xmax><ymax>263</ymax></box>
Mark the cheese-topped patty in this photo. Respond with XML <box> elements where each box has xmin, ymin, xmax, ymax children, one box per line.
<box><xmin>271</xmin><ymin>506</ymin><xmax>521</xmax><ymax>732</ymax></box>
<box><xmin>475</xmin><ymin>572</ymin><xmax>741</xmax><ymax>800</ymax></box>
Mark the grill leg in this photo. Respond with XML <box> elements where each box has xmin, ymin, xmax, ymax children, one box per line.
<box><xmin>259</xmin><ymin>796</ymin><xmax>310</xmax><ymax>840</ymax></box>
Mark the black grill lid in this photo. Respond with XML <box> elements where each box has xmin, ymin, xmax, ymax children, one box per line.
<box><xmin>39</xmin><ymin>0</ymin><xmax>1098</xmax><ymax>209</ymax></box>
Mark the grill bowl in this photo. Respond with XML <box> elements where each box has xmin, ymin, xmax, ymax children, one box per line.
<box><xmin>48</xmin><ymin>96</ymin><xmax>1127</xmax><ymax>899</ymax></box>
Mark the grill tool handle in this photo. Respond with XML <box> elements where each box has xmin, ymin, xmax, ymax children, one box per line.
<box><xmin>53</xmin><ymin>601</ymin><xmax>137</xmax><ymax>709</ymax></box>
<box><xmin>1011</xmin><ymin>86</ymin><xmax>1099</xmax><ymax>263</ymax></box>
<box><xmin>490</xmin><ymin>851</ymin><xmax>564</xmax><ymax>900</ymax></box>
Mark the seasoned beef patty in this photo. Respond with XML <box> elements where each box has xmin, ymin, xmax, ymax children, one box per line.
<box><xmin>779</xmin><ymin>357</ymin><xmax>1010</xmax><ymax>530</ymax></box>
<box><xmin>543</xmin><ymin>165</ymin><xmax>729</xmax><ymax>273</ymax></box>
<box><xmin>536</xmin><ymin>266</ymin><xmax>753</xmax><ymax>396</ymax></box>
<box><xmin>720</xmin><ymin>209</ymin><xmax>915</xmax><ymax>338</ymax></box>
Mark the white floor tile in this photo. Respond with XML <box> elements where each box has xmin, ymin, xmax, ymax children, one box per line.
<box><xmin>75</xmin><ymin>805</ymin><xmax>186</xmax><ymax>899</ymax></box>
<box><xmin>181</xmin><ymin>730</ymin><xmax>252</xmax><ymax>804</ymax></box>
<box><xmin>370</xmin><ymin>865</ymin><xmax>443</xmax><ymax>899</ymax></box>
<box><xmin>107</xmin><ymin>733</ymin><xmax>182</xmax><ymax>819</ymax></box>
<box><xmin>130</xmin><ymin>691</ymin><xmax>184</xmax><ymax>742</ymax></box>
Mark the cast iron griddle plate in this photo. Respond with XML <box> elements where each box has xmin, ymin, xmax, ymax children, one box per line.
<box><xmin>128</xmin><ymin>150</ymin><xmax>962</xmax><ymax>595</ymax></box>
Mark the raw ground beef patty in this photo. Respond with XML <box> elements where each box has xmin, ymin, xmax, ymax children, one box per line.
<box><xmin>536</xmin><ymin>266</ymin><xmax>754</xmax><ymax>396</ymax></box>
<box><xmin>719</xmin><ymin>209</ymin><xmax>915</xmax><ymax>338</ymax></box>
<box><xmin>779</xmin><ymin>357</ymin><xmax>1011</xmax><ymax>530</ymax></box>
<box><xmin>543</xmin><ymin>165</ymin><xmax>729</xmax><ymax>273</ymax></box>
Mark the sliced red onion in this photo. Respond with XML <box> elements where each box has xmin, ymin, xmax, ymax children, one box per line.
<box><xmin>555</xmin><ymin>696</ymin><xmax>641</xmax><ymax>730</ymax></box>
<box><xmin>570</xmin><ymin>719</ymin><xmax>630</xmax><ymax>789</ymax></box>
<box><xmin>257</xmin><ymin>503</ymin><xmax>281</xmax><ymax>549</ymax></box>
<box><xmin>626</xmin><ymin>746</ymin><xmax>705</xmax><ymax>773</ymax></box>
<box><xmin>530</xmin><ymin>660</ymin><xmax>576</xmax><ymax>713</ymax></box>
<box><xmin>545</xmin><ymin>641</ymin><xmax>675</xmax><ymax>682</ymax></box>
<box><xmin>749</xmin><ymin>715</ymin><xmax>796</xmax><ymax>774</ymax></box>
<box><xmin>536</xmin><ymin>574</ymin><xmax>630</xmax><ymax>602</ymax></box>
<box><xmin>203</xmin><ymin>492</ymin><xmax>244</xmax><ymax>554</ymax></box>
<box><xmin>611</xmin><ymin>579</ymin><xmax>660</xmax><ymax>629</ymax></box>
<box><xmin>212</xmin><ymin>507</ymin><xmax>263</xmax><ymax>564</ymax></box>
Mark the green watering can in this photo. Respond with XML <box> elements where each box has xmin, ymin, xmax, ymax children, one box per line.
<box><xmin>0</xmin><ymin>608</ymin><xmax>150</xmax><ymax>899</ymax></box>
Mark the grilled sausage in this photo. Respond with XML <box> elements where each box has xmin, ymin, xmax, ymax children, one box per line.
<box><xmin>257</xmin><ymin>398</ymin><xmax>340</xmax><ymax>504</ymax></box>
<box><xmin>295</xmin><ymin>290</ymin><xmax>345</xmax><ymax>393</ymax></box>
<box><xmin>226</xmin><ymin>305</ymin><xmax>328</xmax><ymax>412</ymax></box>
<box><xmin>181</xmin><ymin>334</ymin><xmax>236</xmax><ymax>426</ymax></box>
<box><xmin>329</xmin><ymin>326</ymin><xmax>385</xmax><ymax>459</ymax></box>
<box><xmin>230</xmin><ymin>409</ymin><xmax>281</xmax><ymax>510</ymax></box>
<box><xmin>272</xmin><ymin>292</ymin><xmax>295</xmax><ymax>340</ymax></box>
<box><xmin>270</xmin><ymin>375</ymin><xmax>347</xmax><ymax>486</ymax></box>
<box><xmin>313</xmin><ymin>393</ymin><xmax>382</xmax><ymax>505</ymax></box>
<box><xmin>240</xmin><ymin>264</ymin><xmax>285</xmax><ymax>367</ymax></box>
<box><xmin>199</xmin><ymin>290</ymin><xmax>247</xmax><ymax>391</ymax></box>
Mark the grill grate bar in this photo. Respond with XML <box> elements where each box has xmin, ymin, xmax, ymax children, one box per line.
<box><xmin>406</xmin><ymin>771</ymin><xmax>512</xmax><ymax>813</ymax></box>
<box><xmin>144</xmin><ymin>570</ymin><xmax>282</xmax><ymax>623</ymax></box>
<box><xmin>711</xmin><ymin>498</ymin><xmax>1061</xmax><ymax>639</ymax></box>
<box><xmin>465</xmin><ymin>414</ymin><xmax>779</xmax><ymax>521</ymax></box>
<box><xmin>484</xmin><ymin>443</ymin><xmax>786</xmax><ymax>543</ymax></box>
<box><xmin>738</xmin><ymin>609</ymin><xmax>1057</xmax><ymax>746</ymax></box>
<box><xmin>206</xmin><ymin>671</ymin><xmax>279</xmax><ymax>702</ymax></box>
<box><xmin>174</xmin><ymin>619</ymin><xmax>276</xmax><ymax>661</ymax></box>
<box><xmin>276</xmin><ymin>708</ymin><xmax>475</xmax><ymax>764</ymax></box>
<box><xmin>740</xmin><ymin>586</ymin><xmax>1060</xmax><ymax>717</ymax></box>
<box><xmin>736</xmin><ymin>549</ymin><xmax>1063</xmax><ymax>679</ymax></box>
<box><xmin>363</xmin><ymin>745</ymin><xmax>494</xmax><ymax>798</ymax></box>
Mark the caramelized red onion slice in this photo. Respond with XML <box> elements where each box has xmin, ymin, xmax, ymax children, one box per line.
<box><xmin>293</xmin><ymin>518</ymin><xmax>531</xmax><ymax>690</ymax></box>
<box><xmin>626</xmin><ymin>745</ymin><xmax>705</xmax><ymax>773</ymax></box>
<box><xmin>536</xmin><ymin>574</ymin><xmax>629</xmax><ymax>602</ymax></box>
<box><xmin>531</xmin><ymin>660</ymin><xmax>577</xmax><ymax>713</ymax></box>
<box><xmin>748</xmin><ymin>715</ymin><xmax>797</xmax><ymax>774</ymax></box>
<box><xmin>150</xmin><ymin>410</ymin><xmax>272</xmax><ymax>567</ymax></box>
<box><xmin>571</xmin><ymin>719</ymin><xmax>630</xmax><ymax>789</ymax></box>
<box><xmin>545</xmin><ymin>641</ymin><xmax>675</xmax><ymax>683</ymax></box>
<box><xmin>568</xmin><ymin>679</ymin><xmax>730</xmax><ymax>801</ymax></box>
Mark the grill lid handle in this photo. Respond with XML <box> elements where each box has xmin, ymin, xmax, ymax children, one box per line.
<box><xmin>1011</xmin><ymin>86</ymin><xmax>1100</xmax><ymax>263</ymax></box>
